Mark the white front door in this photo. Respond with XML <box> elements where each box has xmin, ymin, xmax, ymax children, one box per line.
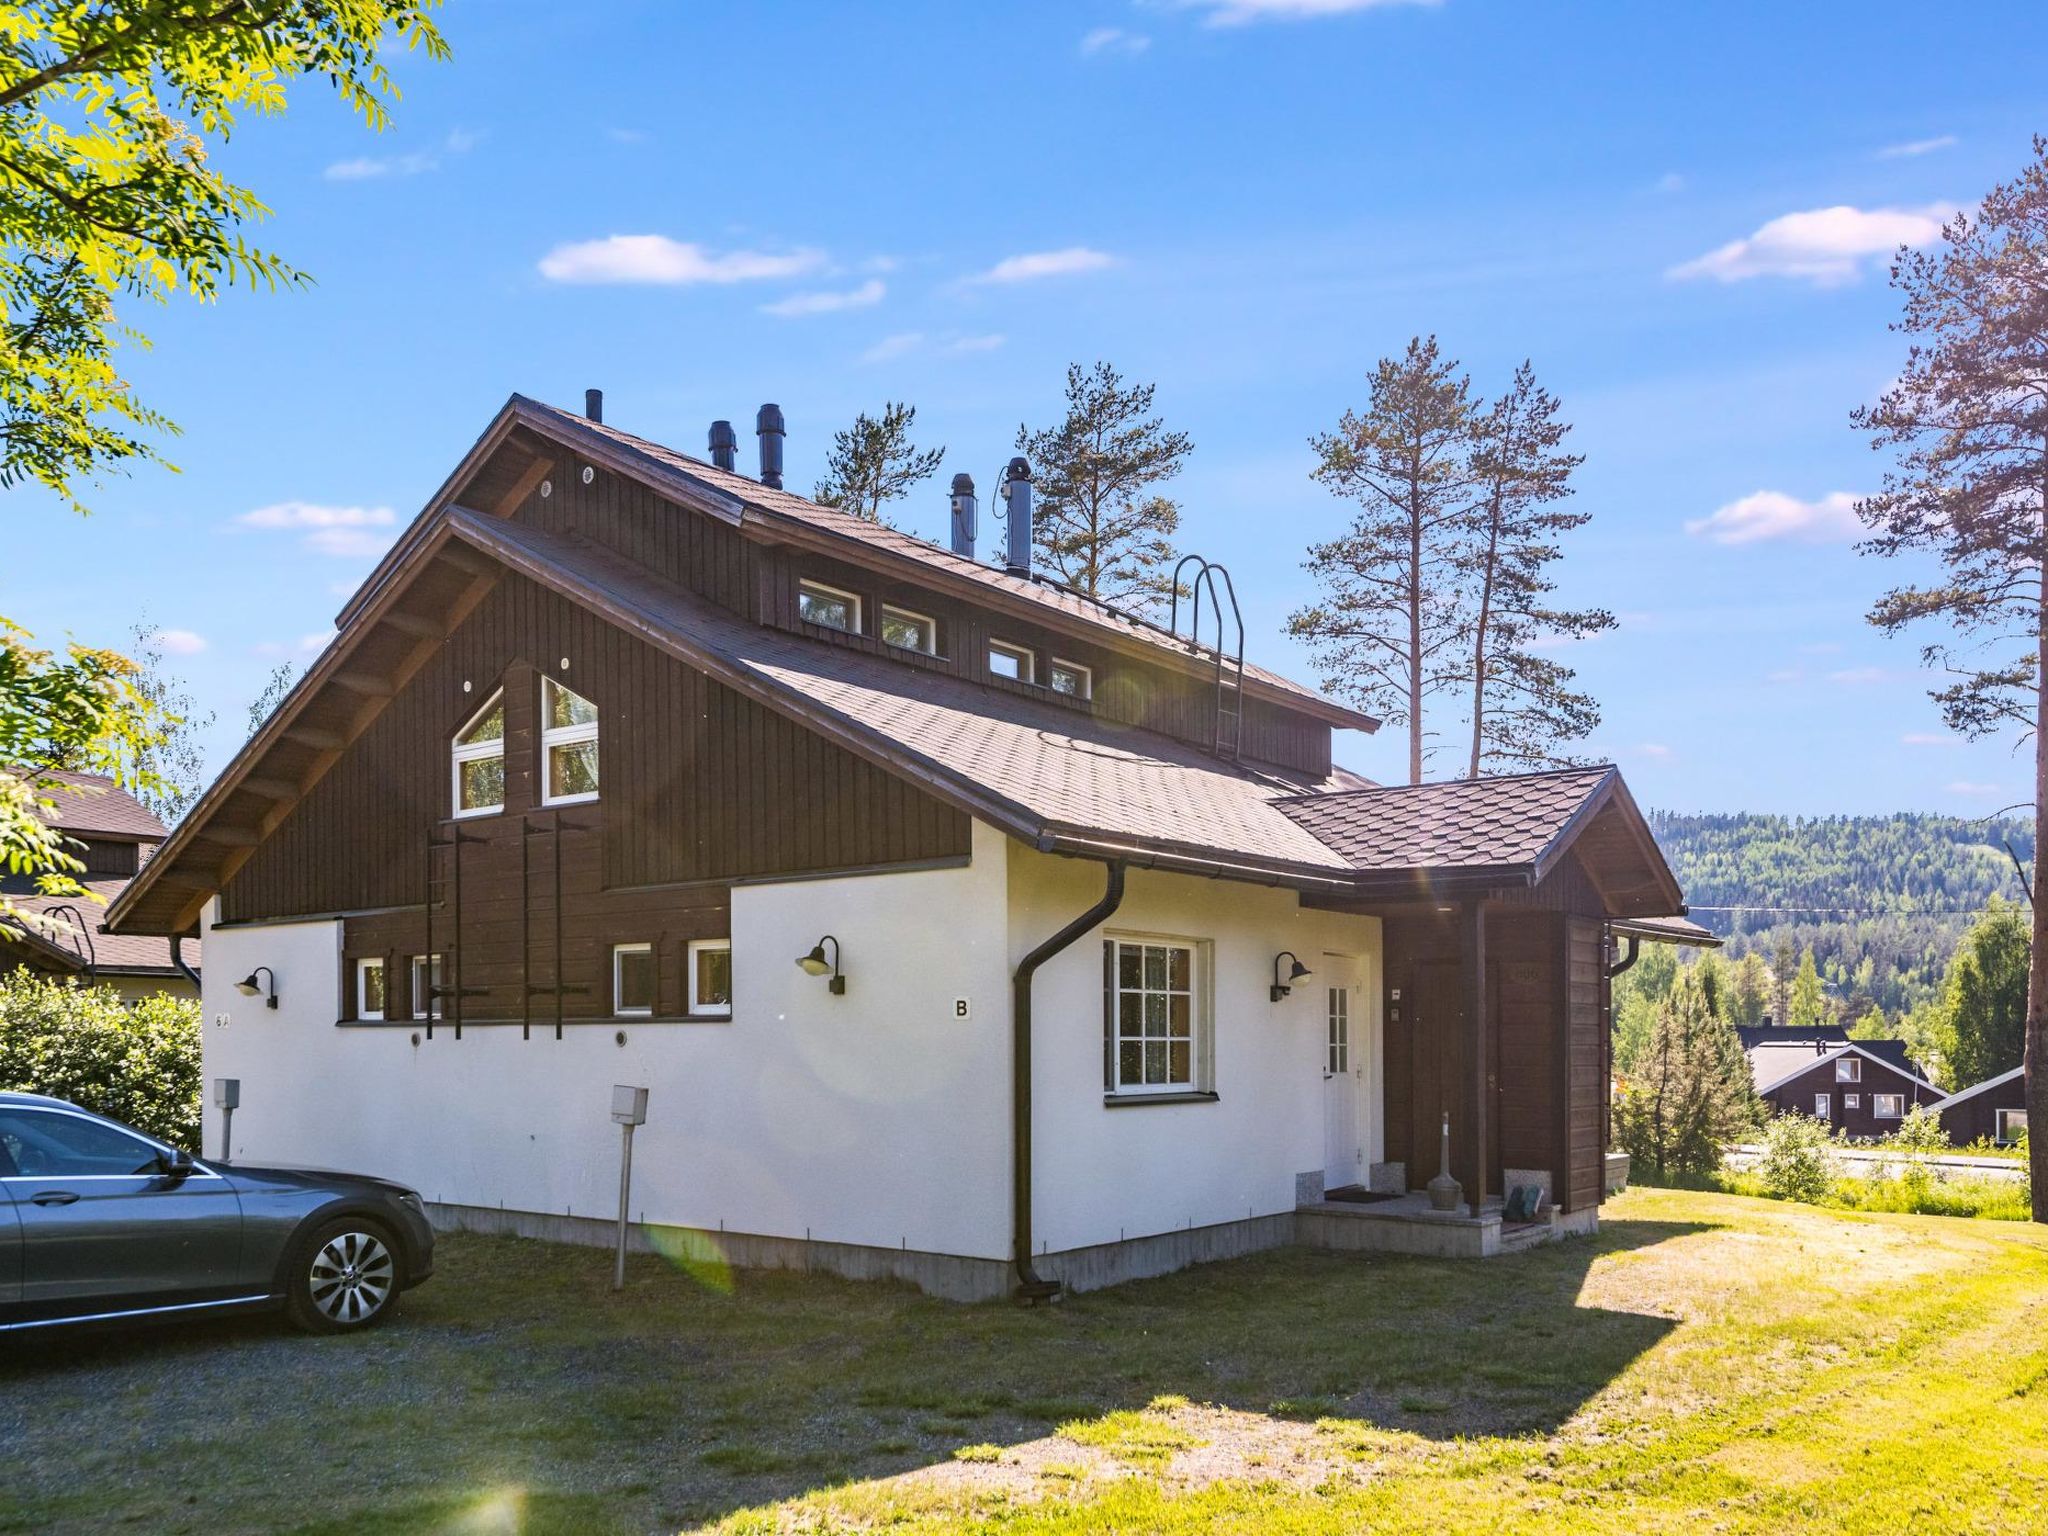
<box><xmin>1322</xmin><ymin>960</ymin><xmax>1363</xmax><ymax>1190</ymax></box>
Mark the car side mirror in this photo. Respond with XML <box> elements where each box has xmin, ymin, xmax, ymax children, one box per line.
<box><xmin>157</xmin><ymin>1147</ymin><xmax>195</xmax><ymax>1178</ymax></box>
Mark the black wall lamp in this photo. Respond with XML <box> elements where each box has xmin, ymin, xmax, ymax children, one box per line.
<box><xmin>796</xmin><ymin>935</ymin><xmax>846</xmax><ymax>995</ymax></box>
<box><xmin>1271</xmin><ymin>951</ymin><xmax>1311</xmax><ymax>1003</ymax></box>
<box><xmin>234</xmin><ymin>966</ymin><xmax>279</xmax><ymax>1009</ymax></box>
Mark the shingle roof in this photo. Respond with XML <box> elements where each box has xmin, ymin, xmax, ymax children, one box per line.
<box><xmin>23</xmin><ymin>770</ymin><xmax>167</xmax><ymax>841</ymax></box>
<box><xmin>1270</xmin><ymin>767</ymin><xmax>1614</xmax><ymax>872</ymax></box>
<box><xmin>3</xmin><ymin>877</ymin><xmax>196</xmax><ymax>974</ymax></box>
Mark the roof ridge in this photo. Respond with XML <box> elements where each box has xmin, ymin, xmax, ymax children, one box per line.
<box><xmin>1268</xmin><ymin>762</ymin><xmax>1615</xmax><ymax>806</ymax></box>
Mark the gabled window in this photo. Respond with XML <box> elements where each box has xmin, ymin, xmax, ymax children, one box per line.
<box><xmin>1103</xmin><ymin>936</ymin><xmax>1208</xmax><ymax>1096</ymax></box>
<box><xmin>1872</xmin><ymin>1093</ymin><xmax>1904</xmax><ymax>1120</ymax></box>
<box><xmin>989</xmin><ymin>639</ymin><xmax>1034</xmax><ymax>683</ymax></box>
<box><xmin>357</xmin><ymin>958</ymin><xmax>387</xmax><ymax>1022</ymax></box>
<box><xmin>1836</xmin><ymin>1056</ymin><xmax>1861</xmax><ymax>1083</ymax></box>
<box><xmin>799</xmin><ymin>580</ymin><xmax>862</xmax><ymax>635</ymax></box>
<box><xmin>613</xmin><ymin>943</ymin><xmax>655</xmax><ymax>1016</ymax></box>
<box><xmin>881</xmin><ymin>605</ymin><xmax>937</xmax><ymax>656</ymax></box>
<box><xmin>689</xmin><ymin>938</ymin><xmax>732</xmax><ymax>1018</ymax></box>
<box><xmin>1049</xmin><ymin>658</ymin><xmax>1091</xmax><ymax>699</ymax></box>
<box><xmin>451</xmin><ymin>690</ymin><xmax>505</xmax><ymax>819</ymax></box>
<box><xmin>409</xmin><ymin>954</ymin><xmax>443</xmax><ymax>1021</ymax></box>
<box><xmin>541</xmin><ymin>677</ymin><xmax>599</xmax><ymax>806</ymax></box>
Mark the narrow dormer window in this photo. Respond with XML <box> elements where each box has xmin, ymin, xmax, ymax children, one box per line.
<box><xmin>989</xmin><ymin>639</ymin><xmax>1034</xmax><ymax>683</ymax></box>
<box><xmin>1049</xmin><ymin>658</ymin><xmax>1092</xmax><ymax>699</ymax></box>
<box><xmin>541</xmin><ymin>678</ymin><xmax>600</xmax><ymax>805</ymax></box>
<box><xmin>881</xmin><ymin>604</ymin><xmax>937</xmax><ymax>655</ymax></box>
<box><xmin>798</xmin><ymin>580</ymin><xmax>862</xmax><ymax>635</ymax></box>
<box><xmin>451</xmin><ymin>690</ymin><xmax>505</xmax><ymax>819</ymax></box>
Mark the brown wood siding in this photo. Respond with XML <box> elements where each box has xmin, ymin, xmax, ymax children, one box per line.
<box><xmin>220</xmin><ymin>572</ymin><xmax>969</xmax><ymax>925</ymax></box>
<box><xmin>1564</xmin><ymin>916</ymin><xmax>1606</xmax><ymax>1211</ymax></box>
<box><xmin>1763</xmin><ymin>1057</ymin><xmax>1944</xmax><ymax>1141</ymax></box>
<box><xmin>1937</xmin><ymin>1076</ymin><xmax>2026</xmax><ymax>1145</ymax></box>
<box><xmin>1490</xmin><ymin>911</ymin><xmax>1560</xmax><ymax>1181</ymax></box>
<box><xmin>1496</xmin><ymin>848</ymin><xmax>1606</xmax><ymax>916</ymax></box>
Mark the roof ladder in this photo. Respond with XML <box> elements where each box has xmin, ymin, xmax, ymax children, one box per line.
<box><xmin>1168</xmin><ymin>555</ymin><xmax>1248</xmax><ymax>761</ymax></box>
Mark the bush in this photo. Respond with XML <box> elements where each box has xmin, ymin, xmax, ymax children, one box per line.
<box><xmin>1756</xmin><ymin>1113</ymin><xmax>1837</xmax><ymax>1205</ymax></box>
<box><xmin>0</xmin><ymin>967</ymin><xmax>201</xmax><ymax>1149</ymax></box>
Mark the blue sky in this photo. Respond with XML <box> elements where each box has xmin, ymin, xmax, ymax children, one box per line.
<box><xmin>8</xmin><ymin>0</ymin><xmax>2048</xmax><ymax>816</ymax></box>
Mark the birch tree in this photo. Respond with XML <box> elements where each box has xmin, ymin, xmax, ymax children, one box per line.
<box><xmin>1289</xmin><ymin>336</ymin><xmax>1476</xmax><ymax>783</ymax></box>
<box><xmin>1852</xmin><ymin>136</ymin><xmax>2048</xmax><ymax>1218</ymax></box>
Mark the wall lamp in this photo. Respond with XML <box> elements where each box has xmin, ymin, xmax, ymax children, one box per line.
<box><xmin>1271</xmin><ymin>951</ymin><xmax>1311</xmax><ymax>1002</ymax></box>
<box><xmin>796</xmin><ymin>935</ymin><xmax>846</xmax><ymax>995</ymax></box>
<box><xmin>234</xmin><ymin>966</ymin><xmax>279</xmax><ymax>1010</ymax></box>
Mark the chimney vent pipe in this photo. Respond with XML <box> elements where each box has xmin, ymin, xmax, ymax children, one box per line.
<box><xmin>756</xmin><ymin>404</ymin><xmax>786</xmax><ymax>490</ymax></box>
<box><xmin>1002</xmin><ymin>456</ymin><xmax>1033</xmax><ymax>577</ymax></box>
<box><xmin>584</xmin><ymin>388</ymin><xmax>603</xmax><ymax>424</ymax></box>
<box><xmin>949</xmin><ymin>473</ymin><xmax>978</xmax><ymax>560</ymax></box>
<box><xmin>709</xmin><ymin>420</ymin><xmax>738</xmax><ymax>473</ymax></box>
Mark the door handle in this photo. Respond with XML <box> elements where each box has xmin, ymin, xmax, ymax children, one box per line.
<box><xmin>30</xmin><ymin>1191</ymin><xmax>79</xmax><ymax>1207</ymax></box>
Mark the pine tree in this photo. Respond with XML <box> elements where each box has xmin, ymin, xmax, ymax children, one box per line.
<box><xmin>1771</xmin><ymin>934</ymin><xmax>1799</xmax><ymax>1026</ymax></box>
<box><xmin>813</xmin><ymin>402</ymin><xmax>944</xmax><ymax>524</ymax></box>
<box><xmin>1613</xmin><ymin>971</ymin><xmax>1759</xmax><ymax>1181</ymax></box>
<box><xmin>1731</xmin><ymin>952</ymin><xmax>1771</xmax><ymax>1028</ymax></box>
<box><xmin>1013</xmin><ymin>362</ymin><xmax>1191</xmax><ymax>611</ymax></box>
<box><xmin>1290</xmin><ymin>337</ymin><xmax>1477</xmax><ymax>783</ymax></box>
<box><xmin>1851</xmin><ymin>138</ymin><xmax>2048</xmax><ymax>1216</ymax></box>
<box><xmin>1458</xmin><ymin>361</ymin><xmax>1613</xmax><ymax>775</ymax></box>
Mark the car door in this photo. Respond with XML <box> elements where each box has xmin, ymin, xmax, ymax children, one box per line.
<box><xmin>0</xmin><ymin>1157</ymin><xmax>19</xmax><ymax>1307</ymax></box>
<box><xmin>0</xmin><ymin>1106</ymin><xmax>242</xmax><ymax>1308</ymax></box>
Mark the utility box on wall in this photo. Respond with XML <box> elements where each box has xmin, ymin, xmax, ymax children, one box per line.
<box><xmin>611</xmin><ymin>1084</ymin><xmax>648</xmax><ymax>1126</ymax></box>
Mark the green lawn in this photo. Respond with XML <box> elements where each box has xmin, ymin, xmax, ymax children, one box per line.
<box><xmin>3</xmin><ymin>1188</ymin><xmax>2047</xmax><ymax>1534</ymax></box>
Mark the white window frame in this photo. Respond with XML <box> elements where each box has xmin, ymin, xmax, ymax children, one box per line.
<box><xmin>688</xmin><ymin>938</ymin><xmax>733</xmax><ymax>1019</ymax></box>
<box><xmin>1103</xmin><ymin>933</ymin><xmax>1212</xmax><ymax>1098</ymax></box>
<box><xmin>1872</xmin><ymin>1093</ymin><xmax>1905</xmax><ymax>1120</ymax></box>
<box><xmin>1842</xmin><ymin>1093</ymin><xmax>1860</xmax><ymax>1111</ymax></box>
<box><xmin>450</xmin><ymin>688</ymin><xmax>506</xmax><ymax>820</ymax></box>
<box><xmin>1813</xmin><ymin>1093</ymin><xmax>1831</xmax><ymax>1121</ymax></box>
<box><xmin>1049</xmin><ymin>657</ymin><xmax>1092</xmax><ymax>700</ymax></box>
<box><xmin>880</xmin><ymin>604</ymin><xmax>937</xmax><ymax>656</ymax></box>
<box><xmin>409</xmin><ymin>953</ymin><xmax>443</xmax><ymax>1021</ymax></box>
<box><xmin>989</xmin><ymin>639</ymin><xmax>1035</xmax><ymax>684</ymax></box>
<box><xmin>1997</xmin><ymin>1107</ymin><xmax>2029</xmax><ymax>1144</ymax></box>
<box><xmin>612</xmin><ymin>942</ymin><xmax>655</xmax><ymax>1018</ymax></box>
<box><xmin>356</xmin><ymin>957</ymin><xmax>387</xmax><ymax>1023</ymax></box>
<box><xmin>1836</xmin><ymin>1056</ymin><xmax>1862</xmax><ymax>1083</ymax></box>
<box><xmin>541</xmin><ymin>677</ymin><xmax>600</xmax><ymax>807</ymax></box>
<box><xmin>798</xmin><ymin>580</ymin><xmax>863</xmax><ymax>636</ymax></box>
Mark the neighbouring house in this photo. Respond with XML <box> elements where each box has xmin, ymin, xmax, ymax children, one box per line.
<box><xmin>1738</xmin><ymin>1025</ymin><xmax>1943</xmax><ymax>1140</ymax></box>
<box><xmin>1</xmin><ymin>770</ymin><xmax>199</xmax><ymax>1002</ymax></box>
<box><xmin>106</xmin><ymin>391</ymin><xmax>1711</xmax><ymax>1301</ymax></box>
<box><xmin>1932</xmin><ymin>1066</ymin><xmax>2028</xmax><ymax>1148</ymax></box>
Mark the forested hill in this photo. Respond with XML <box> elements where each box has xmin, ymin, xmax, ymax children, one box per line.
<box><xmin>1646</xmin><ymin>811</ymin><xmax>2035</xmax><ymax>1017</ymax></box>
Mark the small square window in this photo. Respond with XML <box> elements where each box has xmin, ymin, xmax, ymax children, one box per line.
<box><xmin>1813</xmin><ymin>1094</ymin><xmax>1831</xmax><ymax>1121</ymax></box>
<box><xmin>881</xmin><ymin>605</ymin><xmax>937</xmax><ymax>655</ymax></box>
<box><xmin>1998</xmin><ymin>1107</ymin><xmax>2029</xmax><ymax>1144</ymax></box>
<box><xmin>1049</xmin><ymin>658</ymin><xmax>1091</xmax><ymax>699</ymax></box>
<box><xmin>1873</xmin><ymin>1093</ymin><xmax>1904</xmax><ymax>1120</ymax></box>
<box><xmin>689</xmin><ymin>939</ymin><xmax>732</xmax><ymax>1017</ymax></box>
<box><xmin>1836</xmin><ymin>1057</ymin><xmax>1861</xmax><ymax>1083</ymax></box>
<box><xmin>799</xmin><ymin>581</ymin><xmax>862</xmax><ymax>635</ymax></box>
<box><xmin>989</xmin><ymin>640</ymin><xmax>1034</xmax><ymax>683</ymax></box>
<box><xmin>1843</xmin><ymin>1094</ymin><xmax>1860</xmax><ymax>1111</ymax></box>
<box><xmin>357</xmin><ymin>958</ymin><xmax>387</xmax><ymax>1022</ymax></box>
<box><xmin>613</xmin><ymin>943</ymin><xmax>655</xmax><ymax>1016</ymax></box>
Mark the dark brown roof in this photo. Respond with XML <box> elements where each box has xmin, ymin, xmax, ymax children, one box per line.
<box><xmin>1273</xmin><ymin>768</ymin><xmax>1613</xmax><ymax>872</ymax></box>
<box><xmin>27</xmin><ymin>770</ymin><xmax>167</xmax><ymax>841</ymax></box>
<box><xmin>3</xmin><ymin>878</ymin><xmax>196</xmax><ymax>975</ymax></box>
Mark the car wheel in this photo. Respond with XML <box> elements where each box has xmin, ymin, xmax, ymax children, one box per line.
<box><xmin>286</xmin><ymin>1217</ymin><xmax>403</xmax><ymax>1334</ymax></box>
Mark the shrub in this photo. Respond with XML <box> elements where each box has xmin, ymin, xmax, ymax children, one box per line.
<box><xmin>1755</xmin><ymin>1113</ymin><xmax>1837</xmax><ymax>1205</ymax></box>
<box><xmin>0</xmin><ymin>968</ymin><xmax>201</xmax><ymax>1149</ymax></box>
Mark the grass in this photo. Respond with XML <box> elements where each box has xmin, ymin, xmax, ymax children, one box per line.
<box><xmin>1707</xmin><ymin>1166</ymin><xmax>2033</xmax><ymax>1220</ymax></box>
<box><xmin>2</xmin><ymin>1188</ymin><xmax>2046</xmax><ymax>1533</ymax></box>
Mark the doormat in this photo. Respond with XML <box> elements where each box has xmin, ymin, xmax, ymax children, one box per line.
<box><xmin>1323</xmin><ymin>1185</ymin><xmax>1402</xmax><ymax>1205</ymax></box>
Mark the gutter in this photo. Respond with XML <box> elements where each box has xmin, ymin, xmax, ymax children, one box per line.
<box><xmin>170</xmin><ymin>934</ymin><xmax>201</xmax><ymax>992</ymax></box>
<box><xmin>1012</xmin><ymin>860</ymin><xmax>1125</xmax><ymax>1303</ymax></box>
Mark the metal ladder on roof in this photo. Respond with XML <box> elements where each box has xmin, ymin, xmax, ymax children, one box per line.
<box><xmin>1168</xmin><ymin>555</ymin><xmax>1247</xmax><ymax>761</ymax></box>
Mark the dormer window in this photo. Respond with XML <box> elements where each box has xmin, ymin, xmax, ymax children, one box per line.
<box><xmin>989</xmin><ymin>640</ymin><xmax>1034</xmax><ymax>683</ymax></box>
<box><xmin>882</xmin><ymin>605</ymin><xmax>937</xmax><ymax>656</ymax></box>
<box><xmin>799</xmin><ymin>580</ymin><xmax>862</xmax><ymax>635</ymax></box>
<box><xmin>542</xmin><ymin>677</ymin><xmax>600</xmax><ymax>805</ymax></box>
<box><xmin>451</xmin><ymin>690</ymin><xmax>506</xmax><ymax>818</ymax></box>
<box><xmin>1049</xmin><ymin>658</ymin><xmax>1092</xmax><ymax>699</ymax></box>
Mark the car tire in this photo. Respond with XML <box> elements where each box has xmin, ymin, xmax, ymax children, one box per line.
<box><xmin>284</xmin><ymin>1215</ymin><xmax>405</xmax><ymax>1334</ymax></box>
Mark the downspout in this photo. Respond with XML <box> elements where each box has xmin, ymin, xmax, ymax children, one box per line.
<box><xmin>1013</xmin><ymin>859</ymin><xmax>1125</xmax><ymax>1303</ymax></box>
<box><xmin>170</xmin><ymin>933</ymin><xmax>202</xmax><ymax>992</ymax></box>
<box><xmin>1604</xmin><ymin>932</ymin><xmax>1641</xmax><ymax>979</ymax></box>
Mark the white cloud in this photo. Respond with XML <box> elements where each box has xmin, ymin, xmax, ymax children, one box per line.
<box><xmin>1174</xmin><ymin>0</ymin><xmax>1437</xmax><ymax>25</ymax></box>
<box><xmin>235</xmin><ymin>501</ymin><xmax>397</xmax><ymax>560</ymax></box>
<box><xmin>255</xmin><ymin>631</ymin><xmax>337</xmax><ymax>658</ymax></box>
<box><xmin>1668</xmin><ymin>203</ymin><xmax>1951</xmax><ymax>286</ymax></box>
<box><xmin>304</xmin><ymin>528</ymin><xmax>395</xmax><ymax>559</ymax></box>
<box><xmin>1878</xmin><ymin>135</ymin><xmax>1957</xmax><ymax>159</ymax></box>
<box><xmin>1081</xmin><ymin>26</ymin><xmax>1151</xmax><ymax>55</ymax></box>
<box><xmin>1902</xmin><ymin>731</ymin><xmax>1955</xmax><ymax>746</ymax></box>
<box><xmin>1685</xmin><ymin>489</ymin><xmax>1861</xmax><ymax>546</ymax></box>
<box><xmin>1766</xmin><ymin>668</ymin><xmax>1804</xmax><ymax>685</ymax></box>
<box><xmin>761</xmin><ymin>278</ymin><xmax>886</xmax><ymax>318</ymax></box>
<box><xmin>943</xmin><ymin>333</ymin><xmax>1006</xmax><ymax>355</ymax></box>
<box><xmin>325</xmin><ymin>129</ymin><xmax>479</xmax><ymax>182</ymax></box>
<box><xmin>1635</xmin><ymin>742</ymin><xmax>1674</xmax><ymax>759</ymax></box>
<box><xmin>965</xmin><ymin>246</ymin><xmax>1118</xmax><ymax>285</ymax></box>
<box><xmin>861</xmin><ymin>332</ymin><xmax>925</xmax><ymax>364</ymax></box>
<box><xmin>537</xmin><ymin>235</ymin><xmax>824</xmax><ymax>286</ymax></box>
<box><xmin>154</xmin><ymin>628</ymin><xmax>207</xmax><ymax>656</ymax></box>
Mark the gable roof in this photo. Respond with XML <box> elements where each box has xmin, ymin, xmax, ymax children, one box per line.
<box><xmin>1930</xmin><ymin>1065</ymin><xmax>2025</xmax><ymax>1111</ymax></box>
<box><xmin>1751</xmin><ymin>1040</ymin><xmax>1936</xmax><ymax>1096</ymax></box>
<box><xmin>105</xmin><ymin>500</ymin><xmax>1692</xmax><ymax>936</ymax></box>
<box><xmin>339</xmin><ymin>394</ymin><xmax>1377</xmax><ymax>733</ymax></box>
<box><xmin>1</xmin><ymin>878</ymin><xmax>197</xmax><ymax>976</ymax></box>
<box><xmin>25</xmin><ymin>770</ymin><xmax>167</xmax><ymax>841</ymax></box>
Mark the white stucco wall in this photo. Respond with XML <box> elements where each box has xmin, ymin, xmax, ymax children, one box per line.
<box><xmin>1009</xmin><ymin>845</ymin><xmax>1382</xmax><ymax>1258</ymax></box>
<box><xmin>199</xmin><ymin>819</ymin><xmax>1015</xmax><ymax>1261</ymax></box>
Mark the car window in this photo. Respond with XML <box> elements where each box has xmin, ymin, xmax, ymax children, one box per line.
<box><xmin>0</xmin><ymin>1108</ymin><xmax>163</xmax><ymax>1177</ymax></box>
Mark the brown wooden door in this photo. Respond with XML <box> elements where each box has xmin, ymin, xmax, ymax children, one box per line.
<box><xmin>1406</xmin><ymin>959</ymin><xmax>1462</xmax><ymax>1184</ymax></box>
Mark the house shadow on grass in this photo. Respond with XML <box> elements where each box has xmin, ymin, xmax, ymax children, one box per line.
<box><xmin>0</xmin><ymin>1212</ymin><xmax>1718</xmax><ymax>1535</ymax></box>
